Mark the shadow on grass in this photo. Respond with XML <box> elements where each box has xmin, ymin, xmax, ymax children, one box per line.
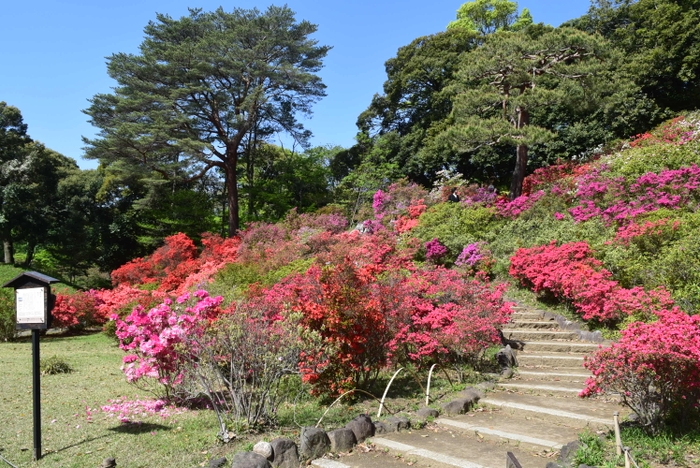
<box><xmin>49</xmin><ymin>434</ymin><xmax>111</xmax><ymax>454</ymax></box>
<box><xmin>108</xmin><ymin>422</ymin><xmax>172</xmax><ymax>435</ymax></box>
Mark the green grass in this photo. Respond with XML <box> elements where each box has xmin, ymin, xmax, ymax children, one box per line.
<box><xmin>0</xmin><ymin>333</ymin><xmax>224</xmax><ymax>468</ymax></box>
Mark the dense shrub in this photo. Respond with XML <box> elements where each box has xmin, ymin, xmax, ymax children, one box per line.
<box><xmin>0</xmin><ymin>288</ymin><xmax>16</xmax><ymax>342</ymax></box>
<box><xmin>385</xmin><ymin>268</ymin><xmax>512</xmax><ymax>372</ymax></box>
<box><xmin>413</xmin><ymin>204</ymin><xmax>498</xmax><ymax>260</ymax></box>
<box><xmin>510</xmin><ymin>242</ymin><xmax>675</xmax><ymax>323</ymax></box>
<box><xmin>582</xmin><ymin>309</ymin><xmax>700</xmax><ymax>429</ymax></box>
<box><xmin>111</xmin><ymin>290</ymin><xmax>223</xmax><ymax>399</ymax></box>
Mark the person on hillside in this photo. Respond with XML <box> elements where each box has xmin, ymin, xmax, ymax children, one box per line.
<box><xmin>448</xmin><ymin>187</ymin><xmax>460</xmax><ymax>203</ymax></box>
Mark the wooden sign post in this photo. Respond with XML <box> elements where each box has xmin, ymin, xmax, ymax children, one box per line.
<box><xmin>3</xmin><ymin>271</ymin><xmax>58</xmax><ymax>461</ymax></box>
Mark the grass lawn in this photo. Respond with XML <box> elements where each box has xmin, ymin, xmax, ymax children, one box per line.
<box><xmin>0</xmin><ymin>332</ymin><xmax>226</xmax><ymax>468</ymax></box>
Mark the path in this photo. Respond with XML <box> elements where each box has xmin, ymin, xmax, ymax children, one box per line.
<box><xmin>311</xmin><ymin>302</ymin><xmax>624</xmax><ymax>468</ymax></box>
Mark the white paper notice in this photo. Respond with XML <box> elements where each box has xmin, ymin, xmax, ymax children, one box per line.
<box><xmin>16</xmin><ymin>287</ymin><xmax>45</xmax><ymax>323</ymax></box>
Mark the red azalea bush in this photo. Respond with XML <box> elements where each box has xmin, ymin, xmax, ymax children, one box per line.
<box><xmin>386</xmin><ymin>268</ymin><xmax>512</xmax><ymax>369</ymax></box>
<box><xmin>51</xmin><ymin>291</ymin><xmax>100</xmax><ymax>328</ymax></box>
<box><xmin>510</xmin><ymin>241</ymin><xmax>674</xmax><ymax>323</ymax></box>
<box><xmin>111</xmin><ymin>233</ymin><xmax>236</xmax><ymax>294</ymax></box>
<box><xmin>581</xmin><ymin>309</ymin><xmax>700</xmax><ymax>428</ymax></box>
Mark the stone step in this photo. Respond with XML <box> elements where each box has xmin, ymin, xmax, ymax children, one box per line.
<box><xmin>516</xmin><ymin>353</ymin><xmax>585</xmax><ymax>368</ymax></box>
<box><xmin>369</xmin><ymin>430</ymin><xmax>549</xmax><ymax>468</ymax></box>
<box><xmin>497</xmin><ymin>380</ymin><xmax>584</xmax><ymax>396</ymax></box>
<box><xmin>503</xmin><ymin>320</ymin><xmax>560</xmax><ymax>330</ymax></box>
<box><xmin>515</xmin><ymin>369</ymin><xmax>591</xmax><ymax>383</ymax></box>
<box><xmin>435</xmin><ymin>408</ymin><xmax>582</xmax><ymax>451</ymax></box>
<box><xmin>519</xmin><ymin>341</ymin><xmax>601</xmax><ymax>354</ymax></box>
<box><xmin>509</xmin><ymin>311</ymin><xmax>544</xmax><ymax>320</ymax></box>
<box><xmin>481</xmin><ymin>393</ymin><xmax>618</xmax><ymax>429</ymax></box>
<box><xmin>502</xmin><ymin>329</ymin><xmax>583</xmax><ymax>341</ymax></box>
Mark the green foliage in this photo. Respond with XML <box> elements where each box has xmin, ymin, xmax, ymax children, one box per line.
<box><xmin>448</xmin><ymin>0</ymin><xmax>530</xmax><ymax>34</ymax></box>
<box><xmin>571</xmin><ymin>0</ymin><xmax>700</xmax><ymax>111</ymax></box>
<box><xmin>487</xmin><ymin>215</ymin><xmax>614</xmax><ymax>276</ymax></box>
<box><xmin>574</xmin><ymin>430</ymin><xmax>609</xmax><ymax>466</ymax></box>
<box><xmin>605</xmin><ymin>141</ymin><xmax>700</xmax><ymax>180</ymax></box>
<box><xmin>352</xmin><ymin>28</ymin><xmax>475</xmax><ymax>186</ymax></box>
<box><xmin>447</xmin><ymin>26</ymin><xmax>618</xmax><ymax>198</ymax></box>
<box><xmin>413</xmin><ymin>203</ymin><xmax>498</xmax><ymax>260</ymax></box>
<box><xmin>0</xmin><ymin>287</ymin><xmax>15</xmax><ymax>342</ymax></box>
<box><xmin>40</xmin><ymin>355</ymin><xmax>74</xmax><ymax>375</ymax></box>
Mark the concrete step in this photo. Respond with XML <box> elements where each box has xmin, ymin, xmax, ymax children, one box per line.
<box><xmin>369</xmin><ymin>430</ymin><xmax>551</xmax><ymax>468</ymax></box>
<box><xmin>516</xmin><ymin>353</ymin><xmax>585</xmax><ymax>368</ymax></box>
<box><xmin>481</xmin><ymin>393</ymin><xmax>619</xmax><ymax>429</ymax></box>
<box><xmin>497</xmin><ymin>380</ymin><xmax>583</xmax><ymax>396</ymax></box>
<box><xmin>519</xmin><ymin>341</ymin><xmax>601</xmax><ymax>354</ymax></box>
<box><xmin>502</xmin><ymin>329</ymin><xmax>582</xmax><ymax>341</ymax></box>
<box><xmin>515</xmin><ymin>369</ymin><xmax>591</xmax><ymax>383</ymax></box>
<box><xmin>509</xmin><ymin>311</ymin><xmax>544</xmax><ymax>320</ymax></box>
<box><xmin>435</xmin><ymin>408</ymin><xmax>582</xmax><ymax>451</ymax></box>
<box><xmin>503</xmin><ymin>320</ymin><xmax>560</xmax><ymax>330</ymax></box>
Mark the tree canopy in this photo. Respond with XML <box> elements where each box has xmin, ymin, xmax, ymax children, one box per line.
<box><xmin>84</xmin><ymin>5</ymin><xmax>330</xmax><ymax>235</ymax></box>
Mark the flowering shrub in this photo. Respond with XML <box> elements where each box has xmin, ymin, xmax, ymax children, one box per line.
<box><xmin>510</xmin><ymin>242</ymin><xmax>675</xmax><ymax>323</ymax></box>
<box><xmin>628</xmin><ymin>116</ymin><xmax>700</xmax><ymax>148</ymax></box>
<box><xmin>386</xmin><ymin>268</ymin><xmax>512</xmax><ymax>370</ymax></box>
<box><xmin>522</xmin><ymin>161</ymin><xmax>594</xmax><ymax>196</ymax></box>
<box><xmin>567</xmin><ymin>165</ymin><xmax>700</xmax><ymax>225</ymax></box>
<box><xmin>495</xmin><ymin>191</ymin><xmax>546</xmax><ymax>218</ymax></box>
<box><xmin>51</xmin><ymin>292</ymin><xmax>100</xmax><ymax>328</ymax></box>
<box><xmin>282</xmin><ymin>258</ymin><xmax>392</xmax><ymax>394</ymax></box>
<box><xmin>424</xmin><ymin>238</ymin><xmax>448</xmax><ymax>262</ymax></box>
<box><xmin>581</xmin><ymin>309</ymin><xmax>700</xmax><ymax>429</ymax></box>
<box><xmin>455</xmin><ymin>242</ymin><xmax>495</xmax><ymax>278</ymax></box>
<box><xmin>112</xmin><ymin>290</ymin><xmax>223</xmax><ymax>398</ymax></box>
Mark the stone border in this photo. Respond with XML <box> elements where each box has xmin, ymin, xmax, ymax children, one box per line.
<box><xmin>219</xmin><ymin>386</ymin><xmax>489</xmax><ymax>468</ymax></box>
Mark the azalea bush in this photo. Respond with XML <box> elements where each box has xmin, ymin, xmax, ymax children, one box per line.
<box><xmin>180</xmin><ymin>296</ymin><xmax>302</xmax><ymax>434</ymax></box>
<box><xmin>385</xmin><ymin>267</ymin><xmax>512</xmax><ymax>375</ymax></box>
<box><xmin>111</xmin><ymin>290</ymin><xmax>223</xmax><ymax>399</ymax></box>
<box><xmin>581</xmin><ymin>309</ymin><xmax>700</xmax><ymax>429</ymax></box>
<box><xmin>510</xmin><ymin>242</ymin><xmax>675</xmax><ymax>323</ymax></box>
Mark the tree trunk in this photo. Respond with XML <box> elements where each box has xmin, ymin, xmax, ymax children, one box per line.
<box><xmin>509</xmin><ymin>107</ymin><xmax>530</xmax><ymax>200</ymax></box>
<box><xmin>3</xmin><ymin>239</ymin><xmax>14</xmax><ymax>265</ymax></box>
<box><xmin>224</xmin><ymin>153</ymin><xmax>240</xmax><ymax>237</ymax></box>
<box><xmin>23</xmin><ymin>240</ymin><xmax>36</xmax><ymax>267</ymax></box>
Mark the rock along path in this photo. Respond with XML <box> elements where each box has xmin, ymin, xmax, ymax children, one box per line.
<box><xmin>311</xmin><ymin>302</ymin><xmax>625</xmax><ymax>468</ymax></box>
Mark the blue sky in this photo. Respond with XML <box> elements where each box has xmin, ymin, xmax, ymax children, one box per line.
<box><xmin>1</xmin><ymin>1</ymin><xmax>591</xmax><ymax>169</ymax></box>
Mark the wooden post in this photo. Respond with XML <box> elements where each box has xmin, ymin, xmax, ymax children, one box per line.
<box><xmin>614</xmin><ymin>411</ymin><xmax>622</xmax><ymax>456</ymax></box>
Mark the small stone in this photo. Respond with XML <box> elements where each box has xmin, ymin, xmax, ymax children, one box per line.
<box><xmin>208</xmin><ymin>457</ymin><xmax>227</xmax><ymax>468</ymax></box>
<box><xmin>345</xmin><ymin>414</ymin><xmax>375</xmax><ymax>442</ymax></box>
<box><xmin>441</xmin><ymin>398</ymin><xmax>473</xmax><ymax>416</ymax></box>
<box><xmin>253</xmin><ymin>441</ymin><xmax>273</xmax><ymax>460</ymax></box>
<box><xmin>299</xmin><ymin>427</ymin><xmax>330</xmax><ymax>461</ymax></box>
<box><xmin>231</xmin><ymin>452</ymin><xmax>271</xmax><ymax>468</ymax></box>
<box><xmin>327</xmin><ymin>428</ymin><xmax>357</xmax><ymax>452</ymax></box>
<box><xmin>415</xmin><ymin>407</ymin><xmax>440</xmax><ymax>420</ymax></box>
<box><xmin>269</xmin><ymin>438</ymin><xmax>299</xmax><ymax>468</ymax></box>
<box><xmin>383</xmin><ymin>416</ymin><xmax>410</xmax><ymax>432</ymax></box>
<box><xmin>98</xmin><ymin>458</ymin><xmax>117</xmax><ymax>468</ymax></box>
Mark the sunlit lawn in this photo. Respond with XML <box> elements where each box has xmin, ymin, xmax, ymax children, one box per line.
<box><xmin>0</xmin><ymin>332</ymin><xmax>228</xmax><ymax>468</ymax></box>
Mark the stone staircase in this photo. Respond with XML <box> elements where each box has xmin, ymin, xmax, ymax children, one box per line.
<box><xmin>311</xmin><ymin>302</ymin><xmax>623</xmax><ymax>468</ymax></box>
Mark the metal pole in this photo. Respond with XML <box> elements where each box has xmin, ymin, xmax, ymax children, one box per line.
<box><xmin>31</xmin><ymin>329</ymin><xmax>41</xmax><ymax>461</ymax></box>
